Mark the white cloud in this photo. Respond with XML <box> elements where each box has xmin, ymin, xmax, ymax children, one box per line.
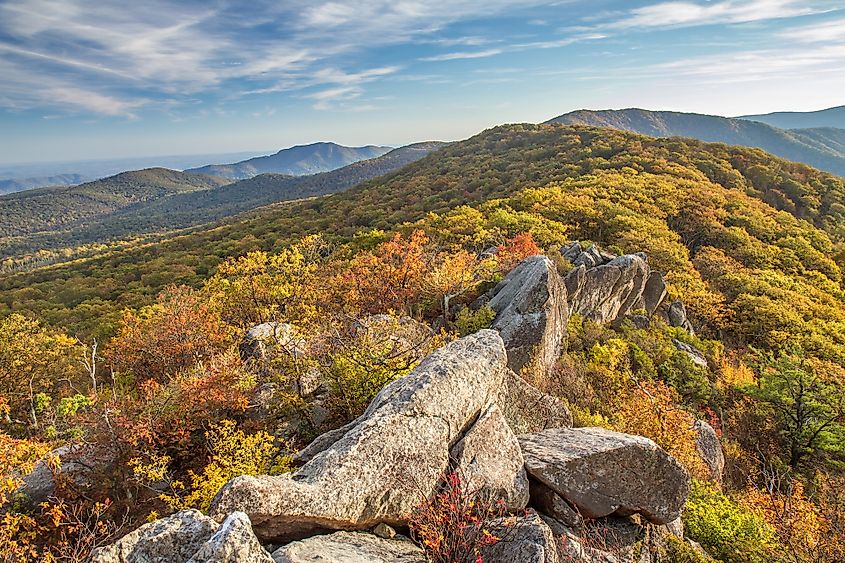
<box><xmin>781</xmin><ymin>17</ymin><xmax>845</xmax><ymax>43</ymax></box>
<box><xmin>608</xmin><ymin>0</ymin><xmax>820</xmax><ymax>30</ymax></box>
<box><xmin>420</xmin><ymin>49</ymin><xmax>504</xmax><ymax>61</ymax></box>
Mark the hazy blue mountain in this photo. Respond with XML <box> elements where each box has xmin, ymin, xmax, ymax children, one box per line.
<box><xmin>0</xmin><ymin>142</ymin><xmax>446</xmax><ymax>261</ymax></box>
<box><xmin>547</xmin><ymin>108</ymin><xmax>845</xmax><ymax>177</ymax></box>
<box><xmin>186</xmin><ymin>142</ymin><xmax>392</xmax><ymax>180</ymax></box>
<box><xmin>0</xmin><ymin>151</ymin><xmax>262</xmax><ymax>193</ymax></box>
<box><xmin>740</xmin><ymin>106</ymin><xmax>845</xmax><ymax>130</ymax></box>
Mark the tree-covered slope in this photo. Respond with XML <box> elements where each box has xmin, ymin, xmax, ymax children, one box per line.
<box><xmin>0</xmin><ymin>168</ymin><xmax>230</xmax><ymax>240</ymax></box>
<box><xmin>0</xmin><ymin>142</ymin><xmax>446</xmax><ymax>262</ymax></box>
<box><xmin>186</xmin><ymin>142</ymin><xmax>392</xmax><ymax>180</ymax></box>
<box><xmin>2</xmin><ymin>124</ymin><xmax>844</xmax><ymax>347</ymax></box>
<box><xmin>549</xmin><ymin>108</ymin><xmax>845</xmax><ymax>177</ymax></box>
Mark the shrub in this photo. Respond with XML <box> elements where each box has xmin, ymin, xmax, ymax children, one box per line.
<box><xmin>409</xmin><ymin>470</ymin><xmax>511</xmax><ymax>563</ymax></box>
<box><xmin>684</xmin><ymin>480</ymin><xmax>776</xmax><ymax>563</ymax></box>
<box><xmin>454</xmin><ymin>306</ymin><xmax>496</xmax><ymax>337</ymax></box>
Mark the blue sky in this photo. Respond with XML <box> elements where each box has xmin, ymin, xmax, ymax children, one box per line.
<box><xmin>1</xmin><ymin>0</ymin><xmax>845</xmax><ymax>164</ymax></box>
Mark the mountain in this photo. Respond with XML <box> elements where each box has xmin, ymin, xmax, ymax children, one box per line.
<box><xmin>547</xmin><ymin>108</ymin><xmax>845</xmax><ymax>177</ymax></box>
<box><xmin>0</xmin><ymin>142</ymin><xmax>446</xmax><ymax>264</ymax></box>
<box><xmin>740</xmin><ymin>105</ymin><xmax>845</xmax><ymax>130</ymax></box>
<box><xmin>186</xmin><ymin>142</ymin><xmax>392</xmax><ymax>180</ymax></box>
<box><xmin>3</xmin><ymin>124</ymin><xmax>844</xmax><ymax>338</ymax></box>
<box><xmin>0</xmin><ymin>168</ymin><xmax>230</xmax><ymax>242</ymax></box>
<box><xmin>0</xmin><ymin>174</ymin><xmax>88</xmax><ymax>195</ymax></box>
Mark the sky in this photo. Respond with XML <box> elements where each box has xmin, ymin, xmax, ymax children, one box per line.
<box><xmin>1</xmin><ymin>0</ymin><xmax>845</xmax><ymax>165</ymax></box>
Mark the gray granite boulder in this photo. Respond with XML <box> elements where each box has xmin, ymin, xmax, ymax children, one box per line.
<box><xmin>489</xmin><ymin>255</ymin><xmax>569</xmax><ymax>375</ymax></box>
<box><xmin>518</xmin><ymin>427</ymin><xmax>690</xmax><ymax>524</ymax></box>
<box><xmin>271</xmin><ymin>531</ymin><xmax>425</xmax><ymax>563</ymax></box>
<box><xmin>210</xmin><ymin>331</ymin><xmax>510</xmax><ymax>542</ymax></box>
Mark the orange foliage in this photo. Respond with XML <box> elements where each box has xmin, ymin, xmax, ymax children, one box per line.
<box><xmin>496</xmin><ymin>232</ymin><xmax>541</xmax><ymax>273</ymax></box>
<box><xmin>615</xmin><ymin>380</ymin><xmax>709</xmax><ymax>479</ymax></box>
<box><xmin>106</xmin><ymin>286</ymin><xmax>232</xmax><ymax>383</ymax></box>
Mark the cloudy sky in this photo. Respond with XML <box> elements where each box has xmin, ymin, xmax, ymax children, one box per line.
<box><xmin>1</xmin><ymin>0</ymin><xmax>845</xmax><ymax>164</ymax></box>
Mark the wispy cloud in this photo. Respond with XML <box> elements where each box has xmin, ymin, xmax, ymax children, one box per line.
<box><xmin>420</xmin><ymin>49</ymin><xmax>504</xmax><ymax>61</ymax></box>
<box><xmin>780</xmin><ymin>17</ymin><xmax>845</xmax><ymax>42</ymax></box>
<box><xmin>604</xmin><ymin>0</ymin><xmax>822</xmax><ymax>30</ymax></box>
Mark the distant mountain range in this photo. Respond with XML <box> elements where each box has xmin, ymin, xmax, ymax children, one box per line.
<box><xmin>740</xmin><ymin>106</ymin><xmax>845</xmax><ymax>130</ymax></box>
<box><xmin>186</xmin><ymin>142</ymin><xmax>392</xmax><ymax>180</ymax></box>
<box><xmin>0</xmin><ymin>174</ymin><xmax>88</xmax><ymax>195</ymax></box>
<box><xmin>0</xmin><ymin>142</ymin><xmax>446</xmax><ymax>262</ymax></box>
<box><xmin>547</xmin><ymin>108</ymin><xmax>845</xmax><ymax>177</ymax></box>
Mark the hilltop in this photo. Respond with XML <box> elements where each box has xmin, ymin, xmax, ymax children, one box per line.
<box><xmin>0</xmin><ymin>143</ymin><xmax>445</xmax><ymax>265</ymax></box>
<box><xmin>186</xmin><ymin>142</ymin><xmax>392</xmax><ymax>180</ymax></box>
<box><xmin>548</xmin><ymin>108</ymin><xmax>845</xmax><ymax>177</ymax></box>
<box><xmin>741</xmin><ymin>105</ymin><xmax>845</xmax><ymax>130</ymax></box>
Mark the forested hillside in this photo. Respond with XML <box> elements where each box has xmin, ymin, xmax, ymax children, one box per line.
<box><xmin>0</xmin><ymin>142</ymin><xmax>445</xmax><ymax>265</ymax></box>
<box><xmin>0</xmin><ymin>168</ymin><xmax>229</xmax><ymax>240</ymax></box>
<box><xmin>3</xmin><ymin>123</ymin><xmax>845</xmax><ymax>561</ymax></box>
<box><xmin>550</xmin><ymin>109</ymin><xmax>845</xmax><ymax>177</ymax></box>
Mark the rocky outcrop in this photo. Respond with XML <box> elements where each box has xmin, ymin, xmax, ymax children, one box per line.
<box><xmin>673</xmin><ymin>339</ymin><xmax>708</xmax><ymax>369</ymax></box>
<box><xmin>488</xmin><ymin>255</ymin><xmax>568</xmax><ymax>375</ymax></box>
<box><xmin>642</xmin><ymin>271</ymin><xmax>668</xmax><ymax>316</ymax></box>
<box><xmin>496</xmin><ymin>369</ymin><xmax>572</xmax><ymax>434</ymax></box>
<box><xmin>518</xmin><ymin>427</ymin><xmax>690</xmax><ymax>524</ymax></box>
<box><xmin>529</xmin><ymin>480</ymin><xmax>582</xmax><ymax>527</ymax></box>
<box><xmin>479</xmin><ymin>511</ymin><xmax>559</xmax><ymax>563</ymax></box>
<box><xmin>188</xmin><ymin>512</ymin><xmax>274</xmax><ymax>563</ymax></box>
<box><xmin>271</xmin><ymin>531</ymin><xmax>425</xmax><ymax>562</ymax></box>
<box><xmin>569</xmin><ymin>254</ymin><xmax>650</xmax><ymax>324</ymax></box>
<box><xmin>90</xmin><ymin>510</ymin><xmax>222</xmax><ymax>563</ymax></box>
<box><xmin>693</xmin><ymin>420</ymin><xmax>725</xmax><ymax>483</ymax></box>
<box><xmin>209</xmin><ymin>330</ymin><xmax>510</xmax><ymax>542</ymax></box>
<box><xmin>240</xmin><ymin>322</ymin><xmax>305</xmax><ymax>367</ymax></box>
<box><xmin>450</xmin><ymin>403</ymin><xmax>529</xmax><ymax>511</ymax></box>
<box><xmin>666</xmin><ymin>300</ymin><xmax>695</xmax><ymax>333</ymax></box>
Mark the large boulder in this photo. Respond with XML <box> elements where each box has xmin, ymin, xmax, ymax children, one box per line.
<box><xmin>642</xmin><ymin>272</ymin><xmax>668</xmax><ymax>316</ymax></box>
<box><xmin>271</xmin><ymin>531</ymin><xmax>425</xmax><ymax>562</ymax></box>
<box><xmin>90</xmin><ymin>510</ymin><xmax>220</xmax><ymax>563</ymax></box>
<box><xmin>450</xmin><ymin>403</ymin><xmax>529</xmax><ymax>511</ymax></box>
<box><xmin>488</xmin><ymin>255</ymin><xmax>568</xmax><ymax>375</ymax></box>
<box><xmin>187</xmin><ymin>512</ymin><xmax>273</xmax><ymax>563</ymax></box>
<box><xmin>18</xmin><ymin>445</ymin><xmax>97</xmax><ymax>505</ymax></box>
<box><xmin>479</xmin><ymin>511</ymin><xmax>559</xmax><ymax>563</ymax></box>
<box><xmin>495</xmin><ymin>369</ymin><xmax>572</xmax><ymax>434</ymax></box>
<box><xmin>563</xmin><ymin>265</ymin><xmax>586</xmax><ymax>306</ymax></box>
<box><xmin>666</xmin><ymin>300</ymin><xmax>695</xmax><ymax>333</ymax></box>
<box><xmin>210</xmin><ymin>330</ymin><xmax>510</xmax><ymax>542</ymax></box>
<box><xmin>529</xmin><ymin>479</ymin><xmax>582</xmax><ymax>527</ymax></box>
<box><xmin>570</xmin><ymin>254</ymin><xmax>650</xmax><ymax>324</ymax></box>
<box><xmin>693</xmin><ymin>420</ymin><xmax>725</xmax><ymax>483</ymax></box>
<box><xmin>518</xmin><ymin>427</ymin><xmax>690</xmax><ymax>524</ymax></box>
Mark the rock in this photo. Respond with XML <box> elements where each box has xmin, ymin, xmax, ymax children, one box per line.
<box><xmin>450</xmin><ymin>403</ymin><xmax>529</xmax><ymax>511</ymax></box>
<box><xmin>479</xmin><ymin>246</ymin><xmax>499</xmax><ymax>260</ymax></box>
<box><xmin>188</xmin><ymin>512</ymin><xmax>273</xmax><ymax>563</ymax></box>
<box><xmin>496</xmin><ymin>369</ymin><xmax>572</xmax><ymax>434</ymax></box>
<box><xmin>561</xmin><ymin>241</ymin><xmax>583</xmax><ymax>262</ymax></box>
<box><xmin>372</xmin><ymin>522</ymin><xmax>397</xmax><ymax>539</ymax></box>
<box><xmin>564</xmin><ymin>264</ymin><xmax>586</xmax><ymax>305</ymax></box>
<box><xmin>90</xmin><ymin>510</ymin><xmax>219</xmax><ymax>563</ymax></box>
<box><xmin>667</xmin><ymin>300</ymin><xmax>695</xmax><ymax>333</ymax></box>
<box><xmin>529</xmin><ymin>479</ymin><xmax>582</xmax><ymax>527</ymax></box>
<box><xmin>210</xmin><ymin>330</ymin><xmax>510</xmax><ymax>542</ymax></box>
<box><xmin>693</xmin><ymin>420</ymin><xmax>725</xmax><ymax>483</ymax></box>
<box><xmin>672</xmin><ymin>339</ymin><xmax>708</xmax><ymax>369</ymax></box>
<box><xmin>629</xmin><ymin>314</ymin><xmax>650</xmax><ymax>330</ymax></box>
<box><xmin>240</xmin><ymin>322</ymin><xmax>304</xmax><ymax>368</ymax></box>
<box><xmin>479</xmin><ymin>510</ymin><xmax>559</xmax><ymax>563</ymax></box>
<box><xmin>570</xmin><ymin>254</ymin><xmax>650</xmax><ymax>325</ymax></box>
<box><xmin>518</xmin><ymin>427</ymin><xmax>690</xmax><ymax>524</ymax></box>
<box><xmin>19</xmin><ymin>445</ymin><xmax>94</xmax><ymax>505</ymax></box>
<box><xmin>574</xmin><ymin>245</ymin><xmax>604</xmax><ymax>268</ymax></box>
<box><xmin>271</xmin><ymin>531</ymin><xmax>425</xmax><ymax>563</ymax></box>
<box><xmin>488</xmin><ymin>255</ymin><xmax>568</xmax><ymax>375</ymax></box>
<box><xmin>642</xmin><ymin>272</ymin><xmax>668</xmax><ymax>316</ymax></box>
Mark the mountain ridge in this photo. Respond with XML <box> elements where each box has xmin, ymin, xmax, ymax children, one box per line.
<box><xmin>740</xmin><ymin>105</ymin><xmax>845</xmax><ymax>130</ymax></box>
<box><xmin>547</xmin><ymin>108</ymin><xmax>845</xmax><ymax>177</ymax></box>
<box><xmin>186</xmin><ymin>141</ymin><xmax>392</xmax><ymax>180</ymax></box>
